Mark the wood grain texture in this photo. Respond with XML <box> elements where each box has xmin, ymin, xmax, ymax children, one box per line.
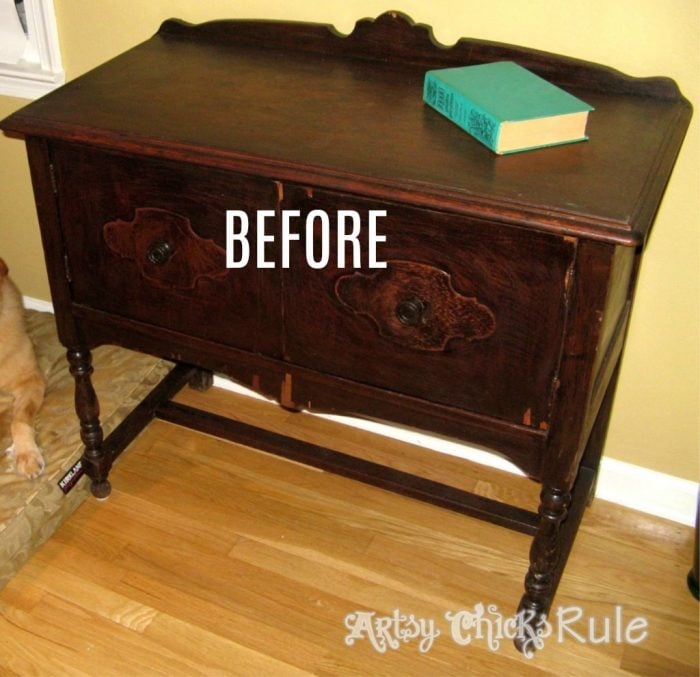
<box><xmin>0</xmin><ymin>12</ymin><xmax>693</xmax><ymax>664</ymax></box>
<box><xmin>335</xmin><ymin>261</ymin><xmax>496</xmax><ymax>351</ymax></box>
<box><xmin>157</xmin><ymin>12</ymin><xmax>685</xmax><ymax>99</ymax></box>
<box><xmin>2</xmin><ymin>14</ymin><xmax>691</xmax><ymax>244</ymax></box>
<box><xmin>103</xmin><ymin>208</ymin><xmax>228</xmax><ymax>290</ymax></box>
<box><xmin>282</xmin><ymin>185</ymin><xmax>575</xmax><ymax>430</ymax></box>
<box><xmin>0</xmin><ymin>386</ymin><xmax>696</xmax><ymax>676</ymax></box>
<box><xmin>53</xmin><ymin>144</ymin><xmax>282</xmax><ymax>358</ymax></box>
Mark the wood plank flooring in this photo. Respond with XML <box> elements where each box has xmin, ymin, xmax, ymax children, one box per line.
<box><xmin>0</xmin><ymin>386</ymin><xmax>697</xmax><ymax>676</ymax></box>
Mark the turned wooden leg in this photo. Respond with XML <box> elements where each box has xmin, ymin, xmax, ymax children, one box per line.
<box><xmin>514</xmin><ymin>485</ymin><xmax>571</xmax><ymax>654</ymax></box>
<box><xmin>188</xmin><ymin>368</ymin><xmax>213</xmax><ymax>392</ymax></box>
<box><xmin>67</xmin><ymin>348</ymin><xmax>111</xmax><ymax>499</ymax></box>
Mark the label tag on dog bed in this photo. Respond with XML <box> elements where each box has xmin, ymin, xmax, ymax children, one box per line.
<box><xmin>58</xmin><ymin>459</ymin><xmax>85</xmax><ymax>494</ymax></box>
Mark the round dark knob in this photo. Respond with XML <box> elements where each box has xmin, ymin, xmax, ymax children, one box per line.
<box><xmin>146</xmin><ymin>241</ymin><xmax>174</xmax><ymax>265</ymax></box>
<box><xmin>395</xmin><ymin>297</ymin><xmax>427</xmax><ymax>326</ymax></box>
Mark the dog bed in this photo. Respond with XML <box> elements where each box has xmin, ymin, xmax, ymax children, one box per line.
<box><xmin>0</xmin><ymin>310</ymin><xmax>172</xmax><ymax>589</ymax></box>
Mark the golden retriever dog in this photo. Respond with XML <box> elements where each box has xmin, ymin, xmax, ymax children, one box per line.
<box><xmin>0</xmin><ymin>258</ymin><xmax>45</xmax><ymax>478</ymax></box>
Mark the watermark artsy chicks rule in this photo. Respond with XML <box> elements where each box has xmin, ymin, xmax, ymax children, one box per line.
<box><xmin>344</xmin><ymin>604</ymin><xmax>649</xmax><ymax>658</ymax></box>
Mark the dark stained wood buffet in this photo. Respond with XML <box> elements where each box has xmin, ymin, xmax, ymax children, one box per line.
<box><xmin>1</xmin><ymin>12</ymin><xmax>691</xmax><ymax>653</ymax></box>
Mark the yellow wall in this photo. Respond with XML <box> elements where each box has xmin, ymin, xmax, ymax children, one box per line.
<box><xmin>1</xmin><ymin>1</ymin><xmax>698</xmax><ymax>482</ymax></box>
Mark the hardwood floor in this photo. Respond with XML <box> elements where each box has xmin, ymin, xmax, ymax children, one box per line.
<box><xmin>0</xmin><ymin>386</ymin><xmax>697</xmax><ymax>676</ymax></box>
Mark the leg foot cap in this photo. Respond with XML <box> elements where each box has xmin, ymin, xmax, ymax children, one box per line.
<box><xmin>91</xmin><ymin>479</ymin><xmax>111</xmax><ymax>500</ymax></box>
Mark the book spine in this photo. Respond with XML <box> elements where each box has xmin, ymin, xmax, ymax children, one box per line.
<box><xmin>423</xmin><ymin>73</ymin><xmax>500</xmax><ymax>152</ymax></box>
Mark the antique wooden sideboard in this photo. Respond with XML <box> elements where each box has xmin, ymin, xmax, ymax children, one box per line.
<box><xmin>1</xmin><ymin>12</ymin><xmax>691</xmax><ymax>652</ymax></box>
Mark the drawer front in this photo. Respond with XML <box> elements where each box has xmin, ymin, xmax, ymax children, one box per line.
<box><xmin>282</xmin><ymin>187</ymin><xmax>576</xmax><ymax>428</ymax></box>
<box><xmin>53</xmin><ymin>144</ymin><xmax>281</xmax><ymax>356</ymax></box>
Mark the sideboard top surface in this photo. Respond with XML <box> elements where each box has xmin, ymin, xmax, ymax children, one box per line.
<box><xmin>1</xmin><ymin>13</ymin><xmax>692</xmax><ymax>244</ymax></box>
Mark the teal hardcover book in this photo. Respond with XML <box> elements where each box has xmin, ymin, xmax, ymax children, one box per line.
<box><xmin>423</xmin><ymin>61</ymin><xmax>594</xmax><ymax>154</ymax></box>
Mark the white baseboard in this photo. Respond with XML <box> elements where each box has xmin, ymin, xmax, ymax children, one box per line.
<box><xmin>24</xmin><ymin>296</ymin><xmax>697</xmax><ymax>526</ymax></box>
<box><xmin>211</xmin><ymin>375</ymin><xmax>698</xmax><ymax>527</ymax></box>
<box><xmin>23</xmin><ymin>296</ymin><xmax>54</xmax><ymax>313</ymax></box>
<box><xmin>595</xmin><ymin>458</ymin><xmax>697</xmax><ymax>526</ymax></box>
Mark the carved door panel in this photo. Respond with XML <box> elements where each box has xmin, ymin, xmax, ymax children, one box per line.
<box><xmin>281</xmin><ymin>185</ymin><xmax>575</xmax><ymax>428</ymax></box>
<box><xmin>53</xmin><ymin>143</ymin><xmax>282</xmax><ymax>357</ymax></box>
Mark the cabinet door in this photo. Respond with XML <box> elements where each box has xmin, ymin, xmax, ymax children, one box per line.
<box><xmin>281</xmin><ymin>186</ymin><xmax>575</xmax><ymax>429</ymax></box>
<box><xmin>53</xmin><ymin>144</ymin><xmax>281</xmax><ymax>357</ymax></box>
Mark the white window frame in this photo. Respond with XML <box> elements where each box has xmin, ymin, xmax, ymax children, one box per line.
<box><xmin>0</xmin><ymin>0</ymin><xmax>64</xmax><ymax>99</ymax></box>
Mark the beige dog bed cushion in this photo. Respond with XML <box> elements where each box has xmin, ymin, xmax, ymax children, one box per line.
<box><xmin>0</xmin><ymin>310</ymin><xmax>172</xmax><ymax>589</ymax></box>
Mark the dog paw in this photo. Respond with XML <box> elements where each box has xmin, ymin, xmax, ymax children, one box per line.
<box><xmin>13</xmin><ymin>446</ymin><xmax>45</xmax><ymax>479</ymax></box>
